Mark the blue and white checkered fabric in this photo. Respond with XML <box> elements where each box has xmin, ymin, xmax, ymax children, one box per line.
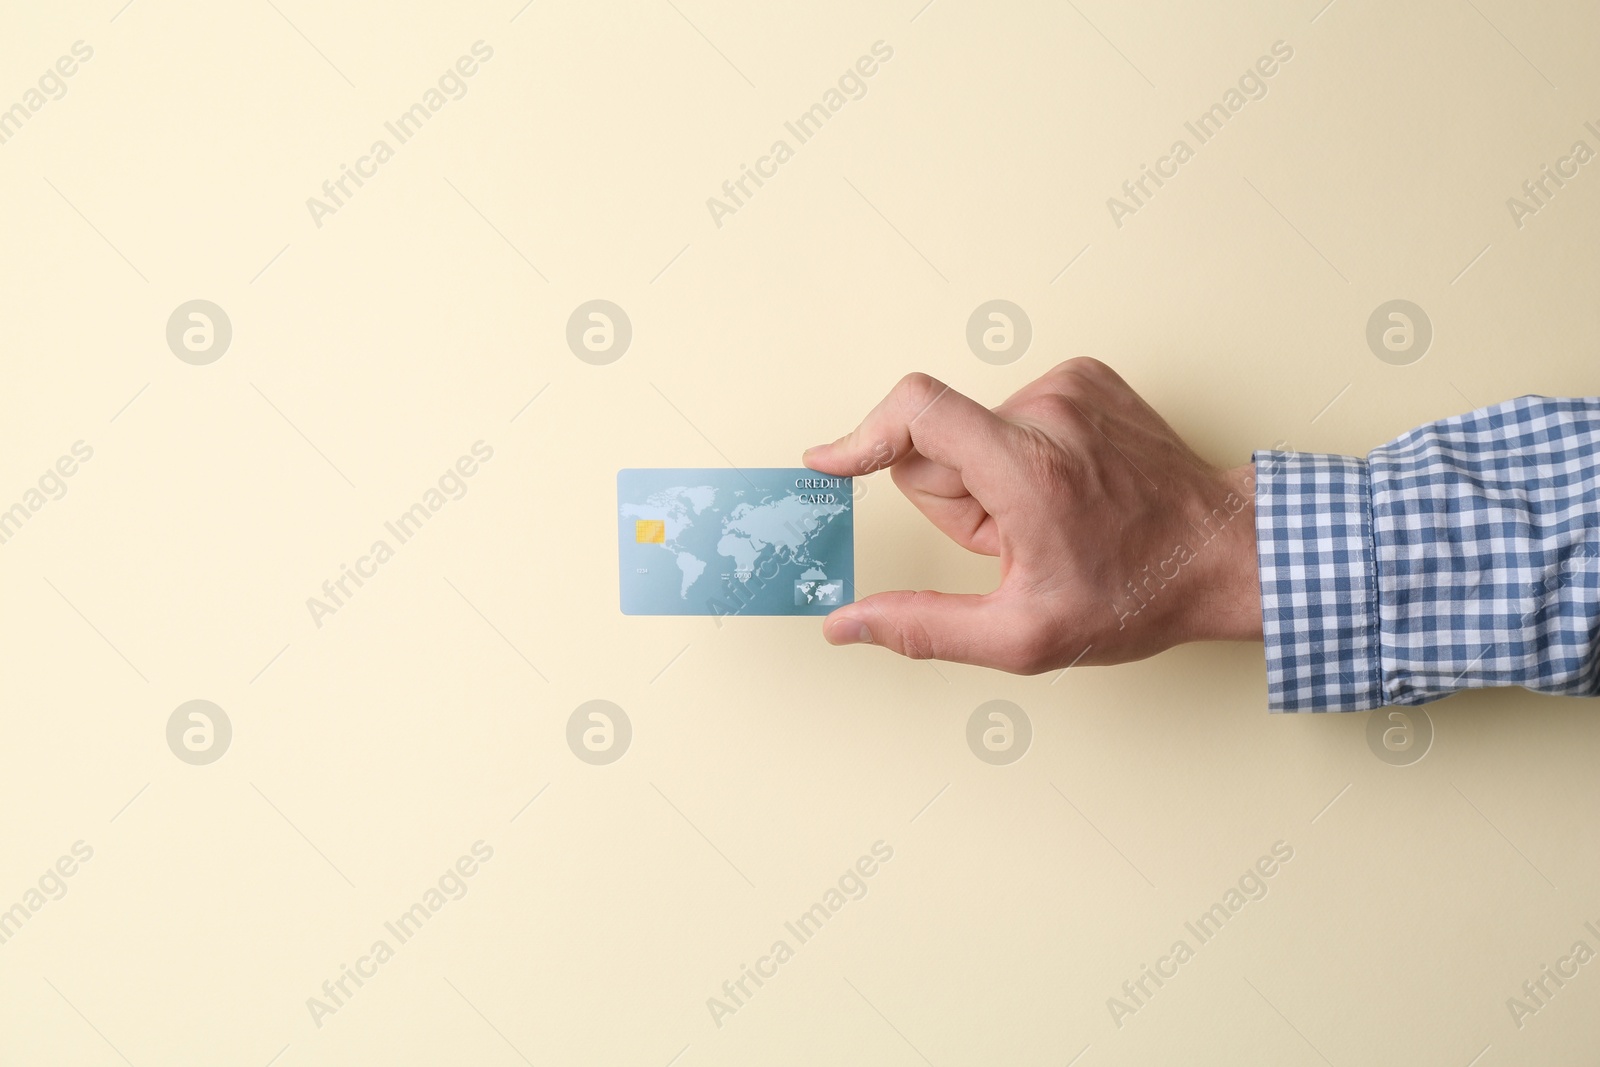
<box><xmin>1254</xmin><ymin>395</ymin><xmax>1600</xmax><ymax>712</ymax></box>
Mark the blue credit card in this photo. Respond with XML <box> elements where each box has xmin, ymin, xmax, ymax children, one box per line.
<box><xmin>618</xmin><ymin>468</ymin><xmax>853</xmax><ymax>616</ymax></box>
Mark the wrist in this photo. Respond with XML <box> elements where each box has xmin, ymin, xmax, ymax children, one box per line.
<box><xmin>1173</xmin><ymin>463</ymin><xmax>1263</xmax><ymax>644</ymax></box>
<box><xmin>1212</xmin><ymin>463</ymin><xmax>1264</xmax><ymax>641</ymax></box>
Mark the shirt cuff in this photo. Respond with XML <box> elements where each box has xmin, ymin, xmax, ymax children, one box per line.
<box><xmin>1252</xmin><ymin>449</ymin><xmax>1382</xmax><ymax>712</ymax></box>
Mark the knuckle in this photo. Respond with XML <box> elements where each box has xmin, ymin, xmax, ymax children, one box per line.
<box><xmin>1017</xmin><ymin>647</ymin><xmax>1056</xmax><ymax>676</ymax></box>
<box><xmin>1057</xmin><ymin>356</ymin><xmax>1112</xmax><ymax>381</ymax></box>
<box><xmin>854</xmin><ymin>436</ymin><xmax>896</xmax><ymax>475</ymax></box>
<box><xmin>1058</xmin><ymin>356</ymin><xmax>1136</xmax><ymax>401</ymax></box>
<box><xmin>895</xmin><ymin>371</ymin><xmax>944</xmax><ymax>407</ymax></box>
<box><xmin>1003</xmin><ymin>618</ymin><xmax>1058</xmax><ymax>675</ymax></box>
<box><xmin>895</xmin><ymin>592</ymin><xmax>941</xmax><ymax>660</ymax></box>
<box><xmin>1023</xmin><ymin>390</ymin><xmax>1080</xmax><ymax>424</ymax></box>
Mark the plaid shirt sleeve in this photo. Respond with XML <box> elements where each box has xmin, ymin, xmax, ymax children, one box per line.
<box><xmin>1253</xmin><ymin>395</ymin><xmax>1600</xmax><ymax>712</ymax></box>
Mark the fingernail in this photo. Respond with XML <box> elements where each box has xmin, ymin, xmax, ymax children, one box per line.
<box><xmin>829</xmin><ymin>619</ymin><xmax>872</xmax><ymax>645</ymax></box>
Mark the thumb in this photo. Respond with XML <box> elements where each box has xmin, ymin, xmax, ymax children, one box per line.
<box><xmin>823</xmin><ymin>590</ymin><xmax>1020</xmax><ymax>670</ymax></box>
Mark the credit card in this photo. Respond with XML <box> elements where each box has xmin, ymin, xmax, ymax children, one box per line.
<box><xmin>618</xmin><ymin>468</ymin><xmax>853</xmax><ymax>616</ymax></box>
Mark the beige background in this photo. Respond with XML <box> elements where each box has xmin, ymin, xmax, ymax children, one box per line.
<box><xmin>1</xmin><ymin>0</ymin><xmax>1597</xmax><ymax>1063</ymax></box>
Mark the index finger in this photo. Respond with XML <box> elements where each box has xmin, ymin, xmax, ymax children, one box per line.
<box><xmin>801</xmin><ymin>372</ymin><xmax>1014</xmax><ymax>477</ymax></box>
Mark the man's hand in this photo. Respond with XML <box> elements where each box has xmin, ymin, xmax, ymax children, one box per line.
<box><xmin>802</xmin><ymin>358</ymin><xmax>1263</xmax><ymax>672</ymax></box>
